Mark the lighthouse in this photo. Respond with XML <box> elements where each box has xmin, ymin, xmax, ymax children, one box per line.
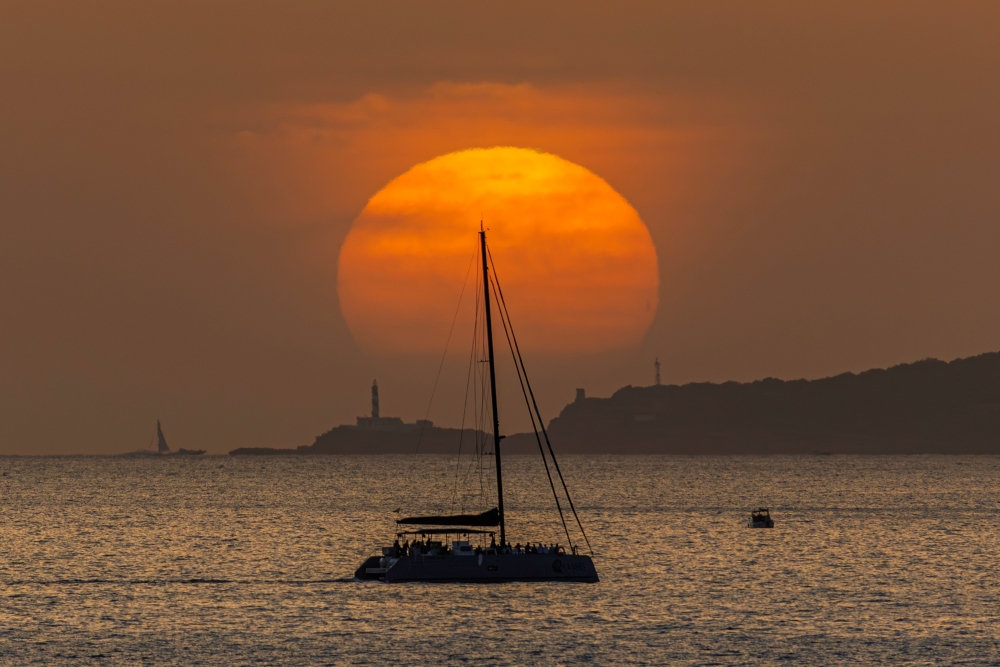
<box><xmin>355</xmin><ymin>380</ymin><xmax>431</xmax><ymax>430</ymax></box>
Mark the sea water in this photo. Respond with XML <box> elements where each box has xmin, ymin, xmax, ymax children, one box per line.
<box><xmin>1</xmin><ymin>455</ymin><xmax>999</xmax><ymax>665</ymax></box>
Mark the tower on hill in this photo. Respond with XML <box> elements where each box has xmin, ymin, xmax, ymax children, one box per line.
<box><xmin>356</xmin><ymin>380</ymin><xmax>433</xmax><ymax>431</ymax></box>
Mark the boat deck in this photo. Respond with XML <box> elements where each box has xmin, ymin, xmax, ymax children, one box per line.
<box><xmin>355</xmin><ymin>551</ymin><xmax>598</xmax><ymax>583</ymax></box>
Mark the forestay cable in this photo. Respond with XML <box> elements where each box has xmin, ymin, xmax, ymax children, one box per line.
<box><xmin>489</xmin><ymin>273</ymin><xmax>575</xmax><ymax>551</ymax></box>
<box><xmin>488</xmin><ymin>247</ymin><xmax>594</xmax><ymax>555</ymax></box>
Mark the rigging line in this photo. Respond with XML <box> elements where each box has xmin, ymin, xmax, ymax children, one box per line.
<box><xmin>488</xmin><ymin>272</ymin><xmax>568</xmax><ymax>539</ymax></box>
<box><xmin>488</xmin><ymin>247</ymin><xmax>594</xmax><ymax>555</ymax></box>
<box><xmin>476</xmin><ymin>275</ymin><xmax>494</xmax><ymax>508</ymax></box>
<box><xmin>466</xmin><ymin>261</ymin><xmax>491</xmax><ymax>508</ymax></box>
<box><xmin>416</xmin><ymin>245</ymin><xmax>479</xmax><ymax>455</ymax></box>
<box><xmin>478</xmin><ymin>337</ymin><xmax>492</xmax><ymax>505</ymax></box>
<box><xmin>452</xmin><ymin>252</ymin><xmax>484</xmax><ymax>510</ymax></box>
<box><xmin>476</xmin><ymin>265</ymin><xmax>488</xmax><ymax>505</ymax></box>
<box><xmin>489</xmin><ymin>274</ymin><xmax>574</xmax><ymax>551</ymax></box>
<box><xmin>451</xmin><ymin>303</ymin><xmax>476</xmax><ymax>511</ymax></box>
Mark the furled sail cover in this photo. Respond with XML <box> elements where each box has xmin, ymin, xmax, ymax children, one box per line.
<box><xmin>396</xmin><ymin>508</ymin><xmax>500</xmax><ymax>526</ymax></box>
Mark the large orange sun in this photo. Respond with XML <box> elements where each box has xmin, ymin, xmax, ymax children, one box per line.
<box><xmin>338</xmin><ymin>147</ymin><xmax>658</xmax><ymax>353</ymax></box>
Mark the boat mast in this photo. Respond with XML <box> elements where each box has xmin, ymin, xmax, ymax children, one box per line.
<box><xmin>480</xmin><ymin>229</ymin><xmax>506</xmax><ymax>546</ymax></box>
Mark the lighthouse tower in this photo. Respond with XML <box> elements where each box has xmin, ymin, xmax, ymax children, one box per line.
<box><xmin>355</xmin><ymin>380</ymin><xmax>420</xmax><ymax>430</ymax></box>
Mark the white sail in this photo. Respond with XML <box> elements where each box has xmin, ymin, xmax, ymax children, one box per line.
<box><xmin>156</xmin><ymin>420</ymin><xmax>170</xmax><ymax>453</ymax></box>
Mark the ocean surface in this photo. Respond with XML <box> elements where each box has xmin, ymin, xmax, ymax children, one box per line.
<box><xmin>1</xmin><ymin>455</ymin><xmax>999</xmax><ymax>665</ymax></box>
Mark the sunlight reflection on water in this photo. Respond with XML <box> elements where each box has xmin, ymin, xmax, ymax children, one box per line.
<box><xmin>1</xmin><ymin>455</ymin><xmax>999</xmax><ymax>665</ymax></box>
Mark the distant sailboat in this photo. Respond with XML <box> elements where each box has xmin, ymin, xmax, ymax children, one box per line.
<box><xmin>155</xmin><ymin>420</ymin><xmax>170</xmax><ymax>454</ymax></box>
<box><xmin>153</xmin><ymin>420</ymin><xmax>206</xmax><ymax>455</ymax></box>
<box><xmin>120</xmin><ymin>421</ymin><xmax>206</xmax><ymax>456</ymax></box>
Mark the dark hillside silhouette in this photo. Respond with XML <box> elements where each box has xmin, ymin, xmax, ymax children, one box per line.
<box><xmin>510</xmin><ymin>352</ymin><xmax>1000</xmax><ymax>454</ymax></box>
<box><xmin>230</xmin><ymin>426</ymin><xmax>488</xmax><ymax>455</ymax></box>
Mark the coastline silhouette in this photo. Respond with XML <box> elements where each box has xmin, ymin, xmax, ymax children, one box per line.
<box><xmin>517</xmin><ymin>351</ymin><xmax>1000</xmax><ymax>455</ymax></box>
<box><xmin>232</xmin><ymin>351</ymin><xmax>1000</xmax><ymax>456</ymax></box>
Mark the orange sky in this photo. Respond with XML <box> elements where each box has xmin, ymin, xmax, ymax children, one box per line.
<box><xmin>2</xmin><ymin>2</ymin><xmax>1000</xmax><ymax>453</ymax></box>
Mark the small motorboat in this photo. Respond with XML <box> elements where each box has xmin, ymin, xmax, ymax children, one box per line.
<box><xmin>748</xmin><ymin>508</ymin><xmax>774</xmax><ymax>528</ymax></box>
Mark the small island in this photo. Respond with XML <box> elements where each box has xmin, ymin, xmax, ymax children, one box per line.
<box><xmin>230</xmin><ymin>380</ymin><xmax>487</xmax><ymax>455</ymax></box>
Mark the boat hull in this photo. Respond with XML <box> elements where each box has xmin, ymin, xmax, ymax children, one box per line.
<box><xmin>355</xmin><ymin>553</ymin><xmax>598</xmax><ymax>583</ymax></box>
